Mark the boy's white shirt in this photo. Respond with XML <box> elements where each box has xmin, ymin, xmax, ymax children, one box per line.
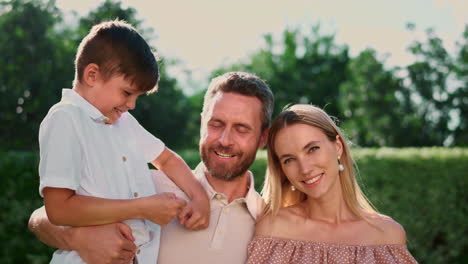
<box><xmin>39</xmin><ymin>89</ymin><xmax>164</xmax><ymax>264</ymax></box>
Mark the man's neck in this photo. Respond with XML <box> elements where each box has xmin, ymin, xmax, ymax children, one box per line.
<box><xmin>205</xmin><ymin>170</ymin><xmax>251</xmax><ymax>203</ymax></box>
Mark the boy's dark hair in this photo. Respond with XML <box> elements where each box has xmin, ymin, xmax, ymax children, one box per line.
<box><xmin>202</xmin><ymin>72</ymin><xmax>274</xmax><ymax>131</ymax></box>
<box><xmin>73</xmin><ymin>20</ymin><xmax>159</xmax><ymax>94</ymax></box>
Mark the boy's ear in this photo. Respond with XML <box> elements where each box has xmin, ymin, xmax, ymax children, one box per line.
<box><xmin>82</xmin><ymin>63</ymin><xmax>100</xmax><ymax>87</ymax></box>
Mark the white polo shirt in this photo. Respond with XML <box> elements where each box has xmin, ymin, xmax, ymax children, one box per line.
<box><xmin>39</xmin><ymin>89</ymin><xmax>165</xmax><ymax>264</ymax></box>
<box><xmin>154</xmin><ymin>163</ymin><xmax>264</xmax><ymax>264</ymax></box>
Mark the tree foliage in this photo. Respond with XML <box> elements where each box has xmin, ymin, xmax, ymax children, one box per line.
<box><xmin>405</xmin><ymin>24</ymin><xmax>456</xmax><ymax>145</ymax></box>
<box><xmin>216</xmin><ymin>26</ymin><xmax>350</xmax><ymax>118</ymax></box>
<box><xmin>451</xmin><ymin>26</ymin><xmax>468</xmax><ymax>146</ymax></box>
<box><xmin>339</xmin><ymin>49</ymin><xmax>418</xmax><ymax>146</ymax></box>
<box><xmin>0</xmin><ymin>0</ymin><xmax>74</xmax><ymax>150</ymax></box>
<box><xmin>0</xmin><ymin>0</ymin><xmax>191</xmax><ymax>150</ymax></box>
<box><xmin>212</xmin><ymin>23</ymin><xmax>468</xmax><ymax>147</ymax></box>
<box><xmin>1</xmin><ymin>0</ymin><xmax>467</xmax><ymax>149</ymax></box>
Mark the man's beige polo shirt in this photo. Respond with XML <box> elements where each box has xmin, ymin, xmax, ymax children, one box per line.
<box><xmin>152</xmin><ymin>163</ymin><xmax>263</xmax><ymax>264</ymax></box>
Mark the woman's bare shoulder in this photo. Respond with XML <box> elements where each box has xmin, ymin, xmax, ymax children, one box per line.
<box><xmin>254</xmin><ymin>207</ymin><xmax>298</xmax><ymax>237</ymax></box>
<box><xmin>367</xmin><ymin>213</ymin><xmax>407</xmax><ymax>245</ymax></box>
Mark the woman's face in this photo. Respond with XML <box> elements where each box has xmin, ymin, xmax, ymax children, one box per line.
<box><xmin>274</xmin><ymin>123</ymin><xmax>343</xmax><ymax>200</ymax></box>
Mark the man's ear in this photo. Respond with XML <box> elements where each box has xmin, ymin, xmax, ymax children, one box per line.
<box><xmin>258</xmin><ymin>127</ymin><xmax>270</xmax><ymax>150</ymax></box>
<box><xmin>82</xmin><ymin>63</ymin><xmax>100</xmax><ymax>87</ymax></box>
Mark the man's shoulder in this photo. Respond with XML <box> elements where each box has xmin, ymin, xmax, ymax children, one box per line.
<box><xmin>150</xmin><ymin>170</ymin><xmax>197</xmax><ymax>200</ymax></box>
<box><xmin>246</xmin><ymin>170</ymin><xmax>262</xmax><ymax>200</ymax></box>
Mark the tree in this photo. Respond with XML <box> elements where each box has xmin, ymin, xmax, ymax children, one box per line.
<box><xmin>132</xmin><ymin>62</ymin><xmax>193</xmax><ymax>149</ymax></box>
<box><xmin>212</xmin><ymin>25</ymin><xmax>350</xmax><ymax>119</ymax></box>
<box><xmin>212</xmin><ymin>23</ymin><xmax>468</xmax><ymax>147</ymax></box>
<box><xmin>74</xmin><ymin>0</ymin><xmax>148</xmax><ymax>43</ymax></box>
<box><xmin>452</xmin><ymin>25</ymin><xmax>468</xmax><ymax>146</ymax></box>
<box><xmin>404</xmin><ymin>24</ymin><xmax>457</xmax><ymax>146</ymax></box>
<box><xmin>339</xmin><ymin>49</ymin><xmax>421</xmax><ymax>146</ymax></box>
<box><xmin>341</xmin><ymin>24</ymin><xmax>468</xmax><ymax>147</ymax></box>
<box><xmin>0</xmin><ymin>0</ymin><xmax>74</xmax><ymax>150</ymax></box>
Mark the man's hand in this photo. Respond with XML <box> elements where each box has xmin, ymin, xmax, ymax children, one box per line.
<box><xmin>72</xmin><ymin>223</ymin><xmax>136</xmax><ymax>264</ymax></box>
<box><xmin>140</xmin><ymin>192</ymin><xmax>187</xmax><ymax>226</ymax></box>
<box><xmin>178</xmin><ymin>197</ymin><xmax>210</xmax><ymax>230</ymax></box>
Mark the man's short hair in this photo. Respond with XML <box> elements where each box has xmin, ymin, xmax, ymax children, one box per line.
<box><xmin>202</xmin><ymin>72</ymin><xmax>274</xmax><ymax>130</ymax></box>
<box><xmin>73</xmin><ymin>20</ymin><xmax>159</xmax><ymax>93</ymax></box>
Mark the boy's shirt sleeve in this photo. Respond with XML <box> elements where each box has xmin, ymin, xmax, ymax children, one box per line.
<box><xmin>38</xmin><ymin>108</ymin><xmax>82</xmax><ymax>197</ymax></box>
<box><xmin>127</xmin><ymin>113</ymin><xmax>165</xmax><ymax>163</ymax></box>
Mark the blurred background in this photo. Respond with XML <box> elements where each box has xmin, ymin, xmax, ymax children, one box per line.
<box><xmin>0</xmin><ymin>0</ymin><xmax>466</xmax><ymax>263</ymax></box>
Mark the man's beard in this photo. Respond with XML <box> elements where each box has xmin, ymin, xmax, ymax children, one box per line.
<box><xmin>200</xmin><ymin>143</ymin><xmax>257</xmax><ymax>181</ymax></box>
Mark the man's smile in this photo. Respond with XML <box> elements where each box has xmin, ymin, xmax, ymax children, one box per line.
<box><xmin>214</xmin><ymin>151</ymin><xmax>236</xmax><ymax>158</ymax></box>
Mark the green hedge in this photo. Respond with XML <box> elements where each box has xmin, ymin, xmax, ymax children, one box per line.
<box><xmin>352</xmin><ymin>148</ymin><xmax>468</xmax><ymax>264</ymax></box>
<box><xmin>0</xmin><ymin>151</ymin><xmax>54</xmax><ymax>264</ymax></box>
<box><xmin>1</xmin><ymin>148</ymin><xmax>467</xmax><ymax>263</ymax></box>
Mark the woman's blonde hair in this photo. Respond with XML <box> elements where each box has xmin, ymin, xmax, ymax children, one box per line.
<box><xmin>261</xmin><ymin>104</ymin><xmax>377</xmax><ymax>219</ymax></box>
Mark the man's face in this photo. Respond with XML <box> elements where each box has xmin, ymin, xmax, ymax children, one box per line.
<box><xmin>200</xmin><ymin>92</ymin><xmax>267</xmax><ymax>181</ymax></box>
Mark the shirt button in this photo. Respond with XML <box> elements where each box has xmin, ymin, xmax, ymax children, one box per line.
<box><xmin>122</xmin><ymin>156</ymin><xmax>127</xmax><ymax>162</ymax></box>
<box><xmin>134</xmin><ymin>192</ymin><xmax>138</xmax><ymax>197</ymax></box>
<box><xmin>137</xmin><ymin>249</ymin><xmax>141</xmax><ymax>254</ymax></box>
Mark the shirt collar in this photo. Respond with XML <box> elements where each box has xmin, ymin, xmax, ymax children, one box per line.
<box><xmin>193</xmin><ymin>163</ymin><xmax>264</xmax><ymax>220</ymax></box>
<box><xmin>61</xmin><ymin>89</ymin><xmax>110</xmax><ymax>123</ymax></box>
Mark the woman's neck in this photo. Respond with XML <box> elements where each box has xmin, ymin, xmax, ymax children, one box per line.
<box><xmin>300</xmin><ymin>184</ymin><xmax>356</xmax><ymax>225</ymax></box>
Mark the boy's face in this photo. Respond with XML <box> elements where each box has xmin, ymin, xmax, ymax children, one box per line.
<box><xmin>92</xmin><ymin>75</ymin><xmax>145</xmax><ymax>124</ymax></box>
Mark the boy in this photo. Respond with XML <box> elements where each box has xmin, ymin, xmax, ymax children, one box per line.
<box><xmin>39</xmin><ymin>20</ymin><xmax>209</xmax><ymax>263</ymax></box>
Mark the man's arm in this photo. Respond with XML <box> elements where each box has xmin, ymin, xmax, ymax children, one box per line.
<box><xmin>28</xmin><ymin>206</ymin><xmax>137</xmax><ymax>264</ymax></box>
<box><xmin>152</xmin><ymin>147</ymin><xmax>210</xmax><ymax>230</ymax></box>
<box><xmin>28</xmin><ymin>206</ymin><xmax>74</xmax><ymax>249</ymax></box>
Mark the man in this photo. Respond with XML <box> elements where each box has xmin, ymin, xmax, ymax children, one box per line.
<box><xmin>29</xmin><ymin>71</ymin><xmax>274</xmax><ymax>264</ymax></box>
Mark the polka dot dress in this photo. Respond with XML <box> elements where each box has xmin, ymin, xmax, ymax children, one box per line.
<box><xmin>246</xmin><ymin>236</ymin><xmax>418</xmax><ymax>264</ymax></box>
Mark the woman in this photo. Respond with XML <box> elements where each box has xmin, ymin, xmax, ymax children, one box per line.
<box><xmin>247</xmin><ymin>104</ymin><xmax>417</xmax><ymax>264</ymax></box>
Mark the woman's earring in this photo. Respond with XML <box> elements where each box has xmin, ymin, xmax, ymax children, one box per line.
<box><xmin>338</xmin><ymin>156</ymin><xmax>345</xmax><ymax>172</ymax></box>
<box><xmin>290</xmin><ymin>185</ymin><xmax>296</xmax><ymax>191</ymax></box>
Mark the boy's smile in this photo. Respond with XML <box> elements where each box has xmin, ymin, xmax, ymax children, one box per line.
<box><xmin>110</xmin><ymin>107</ymin><xmax>126</xmax><ymax>123</ymax></box>
<box><xmin>85</xmin><ymin>74</ymin><xmax>145</xmax><ymax>124</ymax></box>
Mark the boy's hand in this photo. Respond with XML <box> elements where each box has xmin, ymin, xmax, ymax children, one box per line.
<box><xmin>178</xmin><ymin>197</ymin><xmax>210</xmax><ymax>230</ymax></box>
<box><xmin>140</xmin><ymin>193</ymin><xmax>186</xmax><ymax>226</ymax></box>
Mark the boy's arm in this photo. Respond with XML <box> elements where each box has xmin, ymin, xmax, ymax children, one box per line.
<box><xmin>43</xmin><ymin>188</ymin><xmax>186</xmax><ymax>227</ymax></box>
<box><xmin>152</xmin><ymin>147</ymin><xmax>210</xmax><ymax>230</ymax></box>
<box><xmin>28</xmin><ymin>206</ymin><xmax>137</xmax><ymax>264</ymax></box>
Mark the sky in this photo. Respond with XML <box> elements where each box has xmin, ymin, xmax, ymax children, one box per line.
<box><xmin>57</xmin><ymin>0</ymin><xmax>468</xmax><ymax>94</ymax></box>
